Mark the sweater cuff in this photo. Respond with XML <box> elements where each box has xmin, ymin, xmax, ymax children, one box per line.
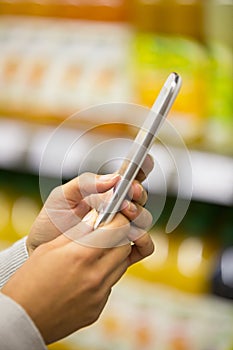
<box><xmin>0</xmin><ymin>293</ymin><xmax>47</xmax><ymax>350</ymax></box>
<box><xmin>0</xmin><ymin>237</ymin><xmax>29</xmax><ymax>288</ymax></box>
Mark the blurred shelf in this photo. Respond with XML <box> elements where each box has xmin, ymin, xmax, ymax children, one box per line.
<box><xmin>0</xmin><ymin>118</ymin><xmax>232</xmax><ymax>206</ymax></box>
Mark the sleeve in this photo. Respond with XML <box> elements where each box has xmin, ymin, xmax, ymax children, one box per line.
<box><xmin>0</xmin><ymin>293</ymin><xmax>47</xmax><ymax>350</ymax></box>
<box><xmin>0</xmin><ymin>237</ymin><xmax>29</xmax><ymax>288</ymax></box>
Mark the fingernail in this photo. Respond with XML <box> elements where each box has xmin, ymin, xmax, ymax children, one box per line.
<box><xmin>136</xmin><ymin>183</ymin><xmax>143</xmax><ymax>196</ymax></box>
<box><xmin>98</xmin><ymin>173</ymin><xmax>120</xmax><ymax>182</ymax></box>
<box><xmin>126</xmin><ymin>200</ymin><xmax>137</xmax><ymax>213</ymax></box>
<box><xmin>82</xmin><ymin>209</ymin><xmax>97</xmax><ymax>223</ymax></box>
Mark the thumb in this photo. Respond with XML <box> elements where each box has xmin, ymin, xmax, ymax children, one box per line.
<box><xmin>63</xmin><ymin>209</ymin><xmax>98</xmax><ymax>244</ymax></box>
<box><xmin>43</xmin><ymin>209</ymin><xmax>98</xmax><ymax>249</ymax></box>
<box><xmin>48</xmin><ymin>173</ymin><xmax>120</xmax><ymax>208</ymax></box>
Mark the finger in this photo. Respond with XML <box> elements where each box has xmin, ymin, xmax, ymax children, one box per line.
<box><xmin>121</xmin><ymin>201</ymin><xmax>153</xmax><ymax>230</ymax></box>
<box><xmin>72</xmin><ymin>198</ymin><xmax>91</xmax><ymax>220</ymax></box>
<box><xmin>64</xmin><ymin>208</ymin><xmax>98</xmax><ymax>242</ymax></box>
<box><xmin>72</xmin><ymin>189</ymin><xmax>114</xmax><ymax>223</ymax></box>
<box><xmin>98</xmin><ymin>243</ymin><xmax>131</xmax><ymax>276</ymax></box>
<box><xmin>135</xmin><ymin>154</ymin><xmax>154</xmax><ymax>182</ymax></box>
<box><xmin>56</xmin><ymin>173</ymin><xmax>120</xmax><ymax>207</ymax></box>
<box><xmin>77</xmin><ymin>213</ymin><xmax>131</xmax><ymax>250</ymax></box>
<box><xmin>36</xmin><ymin>234</ymin><xmax>71</xmax><ymax>251</ymax></box>
<box><xmin>128</xmin><ymin>181</ymin><xmax>148</xmax><ymax>206</ymax></box>
<box><xmin>43</xmin><ymin>209</ymin><xmax>98</xmax><ymax>251</ymax></box>
<box><xmin>83</xmin><ymin>189</ymin><xmax>113</xmax><ymax>213</ymax></box>
<box><xmin>67</xmin><ymin>189</ymin><xmax>114</xmax><ymax>223</ymax></box>
<box><xmin>63</xmin><ymin>209</ymin><xmax>110</xmax><ymax>259</ymax></box>
<box><xmin>102</xmin><ymin>258</ymin><xmax>129</xmax><ymax>290</ymax></box>
<box><xmin>127</xmin><ymin>231</ymin><xmax>155</xmax><ymax>265</ymax></box>
<box><xmin>79</xmin><ymin>181</ymin><xmax>148</xmax><ymax>222</ymax></box>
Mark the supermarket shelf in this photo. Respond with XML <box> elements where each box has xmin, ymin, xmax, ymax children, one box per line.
<box><xmin>0</xmin><ymin>118</ymin><xmax>232</xmax><ymax>206</ymax></box>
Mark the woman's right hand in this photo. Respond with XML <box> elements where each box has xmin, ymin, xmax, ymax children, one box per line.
<box><xmin>1</xmin><ymin>209</ymin><xmax>154</xmax><ymax>345</ymax></box>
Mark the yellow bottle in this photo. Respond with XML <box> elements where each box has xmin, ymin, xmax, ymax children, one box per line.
<box><xmin>0</xmin><ymin>190</ymin><xmax>14</xmax><ymax>246</ymax></box>
<box><xmin>203</xmin><ymin>0</ymin><xmax>233</xmax><ymax>154</ymax></box>
<box><xmin>131</xmin><ymin>0</ymin><xmax>208</xmax><ymax>143</ymax></box>
<box><xmin>127</xmin><ymin>201</ymin><xmax>219</xmax><ymax>295</ymax></box>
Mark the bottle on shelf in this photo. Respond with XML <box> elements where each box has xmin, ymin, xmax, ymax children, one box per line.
<box><xmin>0</xmin><ymin>0</ymin><xmax>130</xmax><ymax>22</ymax></box>
<box><xmin>0</xmin><ymin>171</ymin><xmax>41</xmax><ymax>244</ymax></box>
<box><xmin>127</xmin><ymin>199</ymin><xmax>220</xmax><ymax>295</ymax></box>
<box><xmin>203</xmin><ymin>0</ymin><xmax>233</xmax><ymax>154</ymax></box>
<box><xmin>130</xmin><ymin>0</ymin><xmax>209</xmax><ymax>144</ymax></box>
<box><xmin>211</xmin><ymin>207</ymin><xmax>233</xmax><ymax>300</ymax></box>
<box><xmin>0</xmin><ymin>190</ymin><xmax>16</xmax><ymax>246</ymax></box>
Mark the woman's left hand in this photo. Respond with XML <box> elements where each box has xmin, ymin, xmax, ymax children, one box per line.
<box><xmin>27</xmin><ymin>154</ymin><xmax>154</xmax><ymax>255</ymax></box>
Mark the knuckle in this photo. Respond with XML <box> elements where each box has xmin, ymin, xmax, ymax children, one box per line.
<box><xmin>49</xmin><ymin>185</ymin><xmax>63</xmax><ymax>199</ymax></box>
<box><xmin>121</xmin><ymin>243</ymin><xmax>132</xmax><ymax>257</ymax></box>
<box><xmin>79</xmin><ymin>172</ymin><xmax>93</xmax><ymax>182</ymax></box>
<box><xmin>125</xmin><ymin>243</ymin><xmax>132</xmax><ymax>255</ymax></box>
<box><xmin>133</xmin><ymin>207</ymin><xmax>153</xmax><ymax>230</ymax></box>
<box><xmin>84</xmin><ymin>309</ymin><xmax>101</xmax><ymax>327</ymax></box>
<box><xmin>115</xmin><ymin>213</ymin><xmax>130</xmax><ymax>228</ymax></box>
<box><xmin>89</xmin><ymin>313</ymin><xmax>99</xmax><ymax>325</ymax></box>
<box><xmin>106</xmin><ymin>213</ymin><xmax>131</xmax><ymax>239</ymax></box>
<box><xmin>78</xmin><ymin>172</ymin><xmax>96</xmax><ymax>196</ymax></box>
<box><xmin>145</xmin><ymin>238</ymin><xmax>155</xmax><ymax>257</ymax></box>
<box><xmin>114</xmin><ymin>244</ymin><xmax>132</xmax><ymax>260</ymax></box>
<box><xmin>137</xmin><ymin>187</ymin><xmax>147</xmax><ymax>206</ymax></box>
<box><xmin>88</xmin><ymin>302</ymin><xmax>105</xmax><ymax>324</ymax></box>
<box><xmin>87</xmin><ymin>271</ymin><xmax>104</xmax><ymax>290</ymax></box>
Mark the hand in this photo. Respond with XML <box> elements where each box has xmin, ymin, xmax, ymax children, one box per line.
<box><xmin>2</xmin><ymin>210</ymin><xmax>154</xmax><ymax>345</ymax></box>
<box><xmin>27</xmin><ymin>154</ymin><xmax>154</xmax><ymax>255</ymax></box>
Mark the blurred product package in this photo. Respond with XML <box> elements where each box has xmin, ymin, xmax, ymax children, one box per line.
<box><xmin>130</xmin><ymin>0</ymin><xmax>209</xmax><ymax>143</ymax></box>
<box><xmin>211</xmin><ymin>207</ymin><xmax>233</xmax><ymax>300</ymax></box>
<box><xmin>0</xmin><ymin>0</ymin><xmax>232</xmax><ymax>150</ymax></box>
<box><xmin>56</xmin><ymin>278</ymin><xmax>233</xmax><ymax>350</ymax></box>
<box><xmin>0</xmin><ymin>0</ymin><xmax>130</xmax><ymax>22</ymax></box>
<box><xmin>203</xmin><ymin>0</ymin><xmax>233</xmax><ymax>155</ymax></box>
<box><xmin>0</xmin><ymin>17</ymin><xmax>132</xmax><ymax>122</ymax></box>
<box><xmin>0</xmin><ymin>172</ymin><xmax>40</xmax><ymax>246</ymax></box>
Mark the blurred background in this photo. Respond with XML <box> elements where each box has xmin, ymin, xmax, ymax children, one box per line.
<box><xmin>0</xmin><ymin>1</ymin><xmax>232</xmax><ymax>349</ymax></box>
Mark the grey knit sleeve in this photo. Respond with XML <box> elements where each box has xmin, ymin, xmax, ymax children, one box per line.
<box><xmin>0</xmin><ymin>293</ymin><xmax>47</xmax><ymax>350</ymax></box>
<box><xmin>0</xmin><ymin>237</ymin><xmax>29</xmax><ymax>289</ymax></box>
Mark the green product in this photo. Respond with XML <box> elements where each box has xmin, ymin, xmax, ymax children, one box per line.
<box><xmin>203</xmin><ymin>0</ymin><xmax>233</xmax><ymax>153</ymax></box>
<box><xmin>132</xmin><ymin>33</ymin><xmax>208</xmax><ymax>142</ymax></box>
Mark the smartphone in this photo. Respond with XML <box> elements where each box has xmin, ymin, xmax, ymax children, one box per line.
<box><xmin>94</xmin><ymin>72</ymin><xmax>182</xmax><ymax>229</ymax></box>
